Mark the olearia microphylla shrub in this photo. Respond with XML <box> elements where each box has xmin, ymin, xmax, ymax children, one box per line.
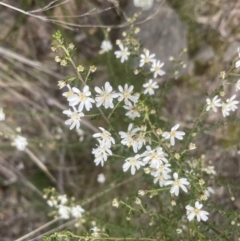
<box><xmin>43</xmin><ymin>18</ymin><xmax>240</xmax><ymax>240</ymax></box>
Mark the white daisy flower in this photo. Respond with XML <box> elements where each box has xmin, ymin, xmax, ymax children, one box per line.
<box><xmin>62</xmin><ymin>84</ymin><xmax>74</xmax><ymax>98</ymax></box>
<box><xmin>226</xmin><ymin>95</ymin><xmax>239</xmax><ymax>112</ymax></box>
<box><xmin>221</xmin><ymin>102</ymin><xmax>230</xmax><ymax>117</ymax></box>
<box><xmin>185</xmin><ymin>201</ymin><xmax>209</xmax><ymax>222</ymax></box>
<box><xmin>235</xmin><ymin>79</ymin><xmax>240</xmax><ymax>91</ymax></box>
<box><xmin>63</xmin><ymin>107</ymin><xmax>84</xmax><ymax>130</ymax></box>
<box><xmin>203</xmin><ymin>165</ymin><xmax>216</xmax><ymax>175</ymax></box>
<box><xmin>100</xmin><ymin>40</ymin><xmax>112</xmax><ymax>54</ymax></box>
<box><xmin>71</xmin><ymin>205</ymin><xmax>85</xmax><ymax>218</ymax></box>
<box><xmin>151</xmin><ymin>163</ymin><xmax>171</xmax><ymax>177</ymax></box>
<box><xmin>68</xmin><ymin>85</ymin><xmax>95</xmax><ymax>112</ymax></box>
<box><xmin>139</xmin><ymin>49</ymin><xmax>156</xmax><ymax>67</ymax></box>
<box><xmin>93</xmin><ymin>127</ymin><xmax>115</xmax><ymax>148</ymax></box>
<box><xmin>165</xmin><ymin>172</ymin><xmax>189</xmax><ymax>196</ymax></box>
<box><xmin>123</xmin><ymin>102</ymin><xmax>140</xmax><ymax>119</ymax></box>
<box><xmin>119</xmin><ymin>123</ymin><xmax>143</xmax><ymax>153</ymax></box>
<box><xmin>114</xmin><ymin>44</ymin><xmax>130</xmax><ymax>63</ymax></box>
<box><xmin>143</xmin><ymin>79</ymin><xmax>159</xmax><ymax>95</ymax></box>
<box><xmin>58</xmin><ymin>205</ymin><xmax>71</xmax><ymax>219</ymax></box>
<box><xmin>142</xmin><ymin>146</ymin><xmax>168</xmax><ymax>168</ymax></box>
<box><xmin>206</xmin><ymin>95</ymin><xmax>222</xmax><ymax>112</ymax></box>
<box><xmin>118</xmin><ymin>84</ymin><xmax>139</xmax><ymax>105</ymax></box>
<box><xmin>12</xmin><ymin>135</ymin><xmax>28</xmax><ymax>151</ymax></box>
<box><xmin>95</xmin><ymin>82</ymin><xmax>118</xmax><ymax>109</ymax></box>
<box><xmin>150</xmin><ymin>60</ymin><xmax>165</xmax><ymax>78</ymax></box>
<box><xmin>204</xmin><ymin>187</ymin><xmax>215</xmax><ymax>198</ymax></box>
<box><xmin>162</xmin><ymin>124</ymin><xmax>185</xmax><ymax>146</ymax></box>
<box><xmin>123</xmin><ymin>154</ymin><xmax>145</xmax><ymax>175</ymax></box>
<box><xmin>153</xmin><ymin>172</ymin><xmax>171</xmax><ymax>187</ymax></box>
<box><xmin>92</xmin><ymin>142</ymin><xmax>112</xmax><ymax>166</ymax></box>
<box><xmin>235</xmin><ymin>48</ymin><xmax>240</xmax><ymax>68</ymax></box>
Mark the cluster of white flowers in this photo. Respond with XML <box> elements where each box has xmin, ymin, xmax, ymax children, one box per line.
<box><xmin>59</xmin><ymin>37</ymin><xmax>214</xmax><ymax>225</ymax></box>
<box><xmin>61</xmin><ymin>71</ymin><xmax>145</xmax><ymax>129</ymax></box>
<box><xmin>118</xmin><ymin>123</ymin><xmax>190</xmax><ymax>195</ymax></box>
<box><xmin>206</xmin><ymin>94</ymin><xmax>239</xmax><ymax>117</ymax></box>
<box><xmin>92</xmin><ymin>127</ymin><xmax>115</xmax><ymax>166</ymax></box>
<box><xmin>46</xmin><ymin>194</ymin><xmax>85</xmax><ymax>219</ymax></box>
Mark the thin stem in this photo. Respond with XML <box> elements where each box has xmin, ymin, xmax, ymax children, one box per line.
<box><xmin>108</xmin><ymin>101</ymin><xmax>121</xmax><ymax>119</ymax></box>
<box><xmin>61</xmin><ymin>45</ymin><xmax>85</xmax><ymax>85</ymax></box>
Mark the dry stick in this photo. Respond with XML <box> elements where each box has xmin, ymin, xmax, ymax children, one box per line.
<box><xmin>27</xmin><ymin>218</ymin><xmax>78</xmax><ymax>241</ymax></box>
<box><xmin>0</xmin><ymin>46</ymin><xmax>64</xmax><ymax>80</ymax></box>
<box><xmin>14</xmin><ymin>218</ymin><xmax>61</xmax><ymax>241</ymax></box>
<box><xmin>0</xmin><ymin>0</ymin><xmax>164</xmax><ymax>29</ymax></box>
<box><xmin>0</xmin><ymin>51</ymin><xmax>99</xmax><ymax>133</ymax></box>
<box><xmin>25</xmin><ymin>148</ymin><xmax>57</xmax><ymax>184</ymax></box>
<box><xmin>0</xmin><ymin>157</ymin><xmax>43</xmax><ymax>197</ymax></box>
<box><xmin>23</xmin><ymin>175</ymin><xmax>141</xmax><ymax>241</ymax></box>
<box><xmin>29</xmin><ymin>0</ymin><xmax>71</xmax><ymax>13</ymax></box>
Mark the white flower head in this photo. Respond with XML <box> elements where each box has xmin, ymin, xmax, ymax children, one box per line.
<box><xmin>95</xmin><ymin>82</ymin><xmax>118</xmax><ymax>109</ymax></box>
<box><xmin>0</xmin><ymin>108</ymin><xmax>5</xmax><ymax>121</ymax></box>
<box><xmin>150</xmin><ymin>60</ymin><xmax>165</xmax><ymax>78</ymax></box>
<box><xmin>123</xmin><ymin>154</ymin><xmax>145</xmax><ymax>175</ymax></box>
<box><xmin>62</xmin><ymin>84</ymin><xmax>74</xmax><ymax>98</ymax></box>
<box><xmin>63</xmin><ymin>107</ymin><xmax>84</xmax><ymax>130</ymax></box>
<box><xmin>71</xmin><ymin>205</ymin><xmax>85</xmax><ymax>218</ymax></box>
<box><xmin>92</xmin><ymin>142</ymin><xmax>112</xmax><ymax>166</ymax></box>
<box><xmin>153</xmin><ymin>172</ymin><xmax>171</xmax><ymax>187</ymax></box>
<box><xmin>139</xmin><ymin>49</ymin><xmax>156</xmax><ymax>67</ymax></box>
<box><xmin>204</xmin><ymin>187</ymin><xmax>215</xmax><ymax>198</ymax></box>
<box><xmin>97</xmin><ymin>173</ymin><xmax>106</xmax><ymax>183</ymax></box>
<box><xmin>93</xmin><ymin>127</ymin><xmax>115</xmax><ymax>148</ymax></box>
<box><xmin>68</xmin><ymin>85</ymin><xmax>95</xmax><ymax>112</ymax></box>
<box><xmin>100</xmin><ymin>40</ymin><xmax>112</xmax><ymax>54</ymax></box>
<box><xmin>235</xmin><ymin>47</ymin><xmax>240</xmax><ymax>68</ymax></box>
<box><xmin>123</xmin><ymin>102</ymin><xmax>140</xmax><ymax>119</ymax></box>
<box><xmin>151</xmin><ymin>163</ymin><xmax>171</xmax><ymax>177</ymax></box>
<box><xmin>143</xmin><ymin>79</ymin><xmax>159</xmax><ymax>95</ymax></box>
<box><xmin>206</xmin><ymin>95</ymin><xmax>222</xmax><ymax>112</ymax></box>
<box><xmin>203</xmin><ymin>165</ymin><xmax>216</xmax><ymax>175</ymax></box>
<box><xmin>226</xmin><ymin>95</ymin><xmax>239</xmax><ymax>112</ymax></box>
<box><xmin>114</xmin><ymin>44</ymin><xmax>130</xmax><ymax>63</ymax></box>
<box><xmin>186</xmin><ymin>201</ymin><xmax>209</xmax><ymax>222</ymax></box>
<box><xmin>58</xmin><ymin>205</ymin><xmax>71</xmax><ymax>219</ymax></box>
<box><xmin>119</xmin><ymin>123</ymin><xmax>142</xmax><ymax>153</ymax></box>
<box><xmin>133</xmin><ymin>0</ymin><xmax>154</xmax><ymax>10</ymax></box>
<box><xmin>142</xmin><ymin>146</ymin><xmax>168</xmax><ymax>168</ymax></box>
<box><xmin>58</xmin><ymin>195</ymin><xmax>68</xmax><ymax>205</ymax></box>
<box><xmin>12</xmin><ymin>135</ymin><xmax>28</xmax><ymax>151</ymax></box>
<box><xmin>235</xmin><ymin>79</ymin><xmax>240</xmax><ymax>91</ymax></box>
<box><xmin>118</xmin><ymin>84</ymin><xmax>139</xmax><ymax>105</ymax></box>
<box><xmin>221</xmin><ymin>102</ymin><xmax>230</xmax><ymax>117</ymax></box>
<box><xmin>165</xmin><ymin>172</ymin><xmax>189</xmax><ymax>196</ymax></box>
<box><xmin>162</xmin><ymin>124</ymin><xmax>185</xmax><ymax>146</ymax></box>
